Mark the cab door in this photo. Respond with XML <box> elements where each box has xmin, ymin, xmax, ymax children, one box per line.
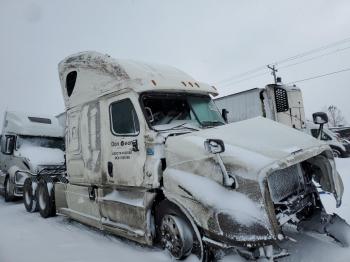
<box><xmin>104</xmin><ymin>93</ymin><xmax>146</xmax><ymax>187</ymax></box>
<box><xmin>99</xmin><ymin>94</ymin><xmax>149</xmax><ymax>236</ymax></box>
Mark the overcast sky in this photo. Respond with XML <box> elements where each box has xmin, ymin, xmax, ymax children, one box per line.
<box><xmin>1</xmin><ymin>0</ymin><xmax>350</xmax><ymax>128</ymax></box>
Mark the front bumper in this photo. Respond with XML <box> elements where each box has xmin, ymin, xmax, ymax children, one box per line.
<box><xmin>13</xmin><ymin>185</ymin><xmax>23</xmax><ymax>197</ymax></box>
<box><xmin>202</xmin><ymin>229</ymin><xmax>276</xmax><ymax>249</ymax></box>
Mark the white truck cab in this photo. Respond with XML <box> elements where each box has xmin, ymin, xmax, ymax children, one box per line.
<box><xmin>0</xmin><ymin>111</ymin><xmax>65</xmax><ymax>202</ymax></box>
<box><xmin>27</xmin><ymin>52</ymin><xmax>350</xmax><ymax>261</ymax></box>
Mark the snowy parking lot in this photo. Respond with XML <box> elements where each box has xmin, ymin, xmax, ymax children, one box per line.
<box><xmin>0</xmin><ymin>159</ymin><xmax>350</xmax><ymax>262</ymax></box>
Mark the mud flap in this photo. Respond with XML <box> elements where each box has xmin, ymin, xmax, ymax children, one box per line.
<box><xmin>298</xmin><ymin>211</ymin><xmax>350</xmax><ymax>247</ymax></box>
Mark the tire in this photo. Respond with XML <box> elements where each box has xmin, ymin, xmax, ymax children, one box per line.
<box><xmin>23</xmin><ymin>178</ymin><xmax>39</xmax><ymax>212</ymax></box>
<box><xmin>332</xmin><ymin>149</ymin><xmax>341</xmax><ymax>158</ymax></box>
<box><xmin>155</xmin><ymin>200</ymin><xmax>209</xmax><ymax>261</ymax></box>
<box><xmin>37</xmin><ymin>181</ymin><xmax>56</xmax><ymax>218</ymax></box>
<box><xmin>4</xmin><ymin>177</ymin><xmax>14</xmax><ymax>202</ymax></box>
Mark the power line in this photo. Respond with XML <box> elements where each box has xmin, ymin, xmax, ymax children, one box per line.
<box><xmin>286</xmin><ymin>67</ymin><xmax>350</xmax><ymax>85</ymax></box>
<box><xmin>215</xmin><ymin>36</ymin><xmax>350</xmax><ymax>85</ymax></box>
<box><xmin>215</xmin><ymin>65</ymin><xmax>266</xmax><ymax>85</ymax></box>
<box><xmin>219</xmin><ymin>71</ymin><xmax>269</xmax><ymax>87</ymax></box>
<box><xmin>217</xmin><ymin>44</ymin><xmax>350</xmax><ymax>87</ymax></box>
<box><xmin>274</xmin><ymin>37</ymin><xmax>350</xmax><ymax>66</ymax></box>
<box><xmin>279</xmin><ymin>45</ymin><xmax>350</xmax><ymax>70</ymax></box>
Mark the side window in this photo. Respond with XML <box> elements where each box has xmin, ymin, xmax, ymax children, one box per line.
<box><xmin>311</xmin><ymin>129</ymin><xmax>331</xmax><ymax>141</ymax></box>
<box><xmin>311</xmin><ymin>129</ymin><xmax>318</xmax><ymax>138</ymax></box>
<box><xmin>66</xmin><ymin>71</ymin><xmax>77</xmax><ymax>97</ymax></box>
<box><xmin>110</xmin><ymin>99</ymin><xmax>140</xmax><ymax>136</ymax></box>
<box><xmin>321</xmin><ymin>132</ymin><xmax>331</xmax><ymax>141</ymax></box>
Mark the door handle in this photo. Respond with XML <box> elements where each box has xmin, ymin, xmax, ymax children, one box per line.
<box><xmin>132</xmin><ymin>139</ymin><xmax>139</xmax><ymax>152</ymax></box>
<box><xmin>88</xmin><ymin>185</ymin><xmax>97</xmax><ymax>201</ymax></box>
<box><xmin>107</xmin><ymin>162</ymin><xmax>113</xmax><ymax>177</ymax></box>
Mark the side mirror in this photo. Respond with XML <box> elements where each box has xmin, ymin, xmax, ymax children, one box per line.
<box><xmin>221</xmin><ymin>109</ymin><xmax>229</xmax><ymax>123</ymax></box>
<box><xmin>144</xmin><ymin>107</ymin><xmax>154</xmax><ymax>123</ymax></box>
<box><xmin>4</xmin><ymin>135</ymin><xmax>15</xmax><ymax>155</ymax></box>
<box><xmin>204</xmin><ymin>139</ymin><xmax>225</xmax><ymax>154</ymax></box>
<box><xmin>313</xmin><ymin>112</ymin><xmax>328</xmax><ymax>125</ymax></box>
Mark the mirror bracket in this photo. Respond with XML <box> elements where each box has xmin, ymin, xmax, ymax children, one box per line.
<box><xmin>221</xmin><ymin>109</ymin><xmax>229</xmax><ymax>123</ymax></box>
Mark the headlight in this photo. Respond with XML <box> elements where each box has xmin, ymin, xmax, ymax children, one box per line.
<box><xmin>15</xmin><ymin>171</ymin><xmax>27</xmax><ymax>185</ymax></box>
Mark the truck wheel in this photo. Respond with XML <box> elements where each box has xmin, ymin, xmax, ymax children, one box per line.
<box><xmin>160</xmin><ymin>214</ymin><xmax>193</xmax><ymax>259</ymax></box>
<box><xmin>23</xmin><ymin>178</ymin><xmax>39</xmax><ymax>212</ymax></box>
<box><xmin>37</xmin><ymin>181</ymin><xmax>56</xmax><ymax>218</ymax></box>
<box><xmin>4</xmin><ymin>177</ymin><xmax>14</xmax><ymax>202</ymax></box>
<box><xmin>332</xmin><ymin>149</ymin><xmax>341</xmax><ymax>158</ymax></box>
<box><xmin>156</xmin><ymin>201</ymin><xmax>209</xmax><ymax>261</ymax></box>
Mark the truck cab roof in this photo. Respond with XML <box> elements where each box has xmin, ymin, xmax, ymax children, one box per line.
<box><xmin>2</xmin><ymin>111</ymin><xmax>64</xmax><ymax>137</ymax></box>
<box><xmin>58</xmin><ymin>51</ymin><xmax>218</xmax><ymax>109</ymax></box>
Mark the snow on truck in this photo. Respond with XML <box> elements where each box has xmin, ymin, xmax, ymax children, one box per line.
<box><xmin>23</xmin><ymin>51</ymin><xmax>350</xmax><ymax>261</ymax></box>
<box><xmin>0</xmin><ymin>111</ymin><xmax>65</xmax><ymax>203</ymax></box>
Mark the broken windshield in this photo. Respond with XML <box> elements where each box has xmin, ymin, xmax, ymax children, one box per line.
<box><xmin>141</xmin><ymin>93</ymin><xmax>225</xmax><ymax>130</ymax></box>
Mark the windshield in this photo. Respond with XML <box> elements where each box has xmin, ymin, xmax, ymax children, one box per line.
<box><xmin>16</xmin><ymin>136</ymin><xmax>65</xmax><ymax>151</ymax></box>
<box><xmin>141</xmin><ymin>93</ymin><xmax>225</xmax><ymax>130</ymax></box>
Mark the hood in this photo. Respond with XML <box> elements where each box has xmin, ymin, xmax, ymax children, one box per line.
<box><xmin>165</xmin><ymin>117</ymin><xmax>329</xmax><ymax>179</ymax></box>
<box><xmin>15</xmin><ymin>145</ymin><xmax>65</xmax><ymax>170</ymax></box>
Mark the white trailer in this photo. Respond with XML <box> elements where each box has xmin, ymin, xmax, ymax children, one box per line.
<box><xmin>215</xmin><ymin>84</ymin><xmax>306</xmax><ymax>130</ymax></box>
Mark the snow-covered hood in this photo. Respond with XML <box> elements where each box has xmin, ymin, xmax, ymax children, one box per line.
<box><xmin>165</xmin><ymin>117</ymin><xmax>330</xmax><ymax>179</ymax></box>
<box><xmin>15</xmin><ymin>145</ymin><xmax>65</xmax><ymax>170</ymax></box>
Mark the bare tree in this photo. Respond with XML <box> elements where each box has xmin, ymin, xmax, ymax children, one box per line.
<box><xmin>324</xmin><ymin>105</ymin><xmax>346</xmax><ymax>127</ymax></box>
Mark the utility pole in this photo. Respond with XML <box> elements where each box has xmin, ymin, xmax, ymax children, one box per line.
<box><xmin>267</xmin><ymin>64</ymin><xmax>278</xmax><ymax>84</ymax></box>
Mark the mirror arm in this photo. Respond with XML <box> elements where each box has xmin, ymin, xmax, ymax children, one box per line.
<box><xmin>317</xmin><ymin>123</ymin><xmax>324</xmax><ymax>140</ymax></box>
<box><xmin>214</xmin><ymin>154</ymin><xmax>238</xmax><ymax>189</ymax></box>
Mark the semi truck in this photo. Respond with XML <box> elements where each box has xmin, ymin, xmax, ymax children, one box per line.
<box><xmin>214</xmin><ymin>83</ymin><xmax>306</xmax><ymax>130</ymax></box>
<box><xmin>214</xmin><ymin>84</ymin><xmax>349</xmax><ymax>158</ymax></box>
<box><xmin>0</xmin><ymin>111</ymin><xmax>65</xmax><ymax>203</ymax></box>
<box><xmin>24</xmin><ymin>51</ymin><xmax>350</xmax><ymax>261</ymax></box>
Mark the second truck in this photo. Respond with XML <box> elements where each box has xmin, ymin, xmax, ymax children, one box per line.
<box><xmin>0</xmin><ymin>111</ymin><xmax>65</xmax><ymax>203</ymax></box>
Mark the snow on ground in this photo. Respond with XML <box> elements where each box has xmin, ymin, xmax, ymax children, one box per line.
<box><xmin>0</xmin><ymin>159</ymin><xmax>350</xmax><ymax>262</ymax></box>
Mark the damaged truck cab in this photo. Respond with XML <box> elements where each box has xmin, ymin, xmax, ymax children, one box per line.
<box><xmin>32</xmin><ymin>51</ymin><xmax>348</xmax><ymax>261</ymax></box>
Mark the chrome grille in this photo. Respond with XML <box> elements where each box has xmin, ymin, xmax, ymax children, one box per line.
<box><xmin>267</xmin><ymin>164</ymin><xmax>303</xmax><ymax>202</ymax></box>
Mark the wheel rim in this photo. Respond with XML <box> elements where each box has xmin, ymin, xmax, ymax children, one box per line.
<box><xmin>160</xmin><ymin>215</ymin><xmax>193</xmax><ymax>259</ymax></box>
<box><xmin>39</xmin><ymin>186</ymin><xmax>46</xmax><ymax>210</ymax></box>
<box><xmin>333</xmin><ymin>150</ymin><xmax>340</xmax><ymax>157</ymax></box>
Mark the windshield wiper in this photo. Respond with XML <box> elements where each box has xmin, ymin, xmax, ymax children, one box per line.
<box><xmin>201</xmin><ymin>121</ymin><xmax>225</xmax><ymax>127</ymax></box>
<box><xmin>157</xmin><ymin>123</ymin><xmax>200</xmax><ymax>132</ymax></box>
